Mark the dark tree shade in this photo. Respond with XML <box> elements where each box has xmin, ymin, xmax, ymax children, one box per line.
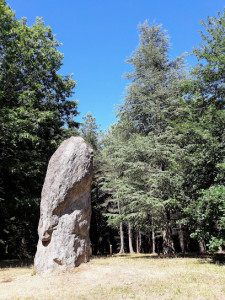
<box><xmin>0</xmin><ymin>1</ymin><xmax>78</xmax><ymax>258</ymax></box>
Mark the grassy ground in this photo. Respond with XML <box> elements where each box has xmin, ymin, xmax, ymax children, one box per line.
<box><xmin>0</xmin><ymin>254</ymin><xmax>225</xmax><ymax>299</ymax></box>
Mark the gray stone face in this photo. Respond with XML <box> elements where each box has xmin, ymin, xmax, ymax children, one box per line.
<box><xmin>34</xmin><ymin>137</ymin><xmax>93</xmax><ymax>274</ymax></box>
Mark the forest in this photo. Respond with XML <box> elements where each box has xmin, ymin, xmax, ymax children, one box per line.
<box><xmin>0</xmin><ymin>0</ymin><xmax>225</xmax><ymax>259</ymax></box>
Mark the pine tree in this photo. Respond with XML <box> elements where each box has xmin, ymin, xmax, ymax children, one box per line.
<box><xmin>80</xmin><ymin>112</ymin><xmax>101</xmax><ymax>151</ymax></box>
<box><xmin>79</xmin><ymin>112</ymin><xmax>116</xmax><ymax>254</ymax></box>
<box><xmin>118</xmin><ymin>21</ymin><xmax>186</xmax><ymax>254</ymax></box>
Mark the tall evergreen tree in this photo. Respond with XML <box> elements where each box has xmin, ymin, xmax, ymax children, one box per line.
<box><xmin>79</xmin><ymin>113</ymin><xmax>116</xmax><ymax>254</ymax></box>
<box><xmin>119</xmin><ymin>21</ymin><xmax>185</xmax><ymax>135</ymax></box>
<box><xmin>117</xmin><ymin>21</ymin><xmax>186</xmax><ymax>254</ymax></box>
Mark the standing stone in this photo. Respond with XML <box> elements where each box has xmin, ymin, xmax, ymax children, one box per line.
<box><xmin>34</xmin><ymin>137</ymin><xmax>93</xmax><ymax>274</ymax></box>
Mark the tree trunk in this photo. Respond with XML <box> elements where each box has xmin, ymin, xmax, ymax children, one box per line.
<box><xmin>136</xmin><ymin>231</ymin><xmax>142</xmax><ymax>253</ymax></box>
<box><xmin>136</xmin><ymin>232</ymin><xmax>139</xmax><ymax>253</ymax></box>
<box><xmin>185</xmin><ymin>233</ymin><xmax>191</xmax><ymax>252</ymax></box>
<box><xmin>152</xmin><ymin>230</ymin><xmax>156</xmax><ymax>254</ymax></box>
<box><xmin>118</xmin><ymin>200</ymin><xmax>125</xmax><ymax>254</ymax></box>
<box><xmin>178</xmin><ymin>224</ymin><xmax>185</xmax><ymax>253</ymax></box>
<box><xmin>199</xmin><ymin>241</ymin><xmax>206</xmax><ymax>254</ymax></box>
<box><xmin>118</xmin><ymin>222</ymin><xmax>125</xmax><ymax>254</ymax></box>
<box><xmin>162</xmin><ymin>227</ymin><xmax>175</xmax><ymax>255</ymax></box>
<box><xmin>152</xmin><ymin>216</ymin><xmax>156</xmax><ymax>254</ymax></box>
<box><xmin>128</xmin><ymin>222</ymin><xmax>135</xmax><ymax>253</ymax></box>
<box><xmin>163</xmin><ymin>211</ymin><xmax>175</xmax><ymax>255</ymax></box>
<box><xmin>138</xmin><ymin>231</ymin><xmax>142</xmax><ymax>253</ymax></box>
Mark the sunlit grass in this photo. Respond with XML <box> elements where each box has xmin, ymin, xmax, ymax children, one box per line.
<box><xmin>0</xmin><ymin>254</ymin><xmax>225</xmax><ymax>299</ymax></box>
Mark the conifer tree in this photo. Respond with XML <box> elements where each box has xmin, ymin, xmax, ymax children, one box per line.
<box><xmin>80</xmin><ymin>112</ymin><xmax>101</xmax><ymax>151</ymax></box>
<box><xmin>79</xmin><ymin>112</ymin><xmax>116</xmax><ymax>254</ymax></box>
<box><xmin>118</xmin><ymin>21</ymin><xmax>186</xmax><ymax>254</ymax></box>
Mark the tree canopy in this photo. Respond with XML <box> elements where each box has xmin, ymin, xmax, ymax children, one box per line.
<box><xmin>0</xmin><ymin>1</ymin><xmax>78</xmax><ymax>258</ymax></box>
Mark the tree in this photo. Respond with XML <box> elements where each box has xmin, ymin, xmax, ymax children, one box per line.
<box><xmin>117</xmin><ymin>21</ymin><xmax>186</xmax><ymax>254</ymax></box>
<box><xmin>189</xmin><ymin>184</ymin><xmax>225</xmax><ymax>253</ymax></box>
<box><xmin>79</xmin><ymin>112</ymin><xmax>101</xmax><ymax>151</ymax></box>
<box><xmin>187</xmin><ymin>10</ymin><xmax>225</xmax><ymax>108</ymax></box>
<box><xmin>102</xmin><ymin>119</ymin><xmax>163</xmax><ymax>254</ymax></box>
<box><xmin>119</xmin><ymin>21</ymin><xmax>186</xmax><ymax>136</ymax></box>
<box><xmin>79</xmin><ymin>112</ymin><xmax>117</xmax><ymax>255</ymax></box>
<box><xmin>102</xmin><ymin>14</ymin><xmax>225</xmax><ymax>255</ymax></box>
<box><xmin>0</xmin><ymin>1</ymin><xmax>78</xmax><ymax>258</ymax></box>
<box><xmin>101</xmin><ymin>123</ymin><xmax>127</xmax><ymax>254</ymax></box>
<box><xmin>176</xmin><ymin>9</ymin><xmax>225</xmax><ymax>252</ymax></box>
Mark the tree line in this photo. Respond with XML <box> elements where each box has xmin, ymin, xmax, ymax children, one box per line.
<box><xmin>0</xmin><ymin>1</ymin><xmax>224</xmax><ymax>258</ymax></box>
<box><xmin>88</xmin><ymin>13</ymin><xmax>225</xmax><ymax>255</ymax></box>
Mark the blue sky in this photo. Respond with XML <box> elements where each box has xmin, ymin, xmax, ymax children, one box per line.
<box><xmin>7</xmin><ymin>0</ymin><xmax>225</xmax><ymax>130</ymax></box>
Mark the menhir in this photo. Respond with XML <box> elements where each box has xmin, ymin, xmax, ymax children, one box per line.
<box><xmin>34</xmin><ymin>137</ymin><xmax>93</xmax><ymax>273</ymax></box>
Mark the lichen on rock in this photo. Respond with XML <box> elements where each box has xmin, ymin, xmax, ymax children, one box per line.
<box><xmin>34</xmin><ymin>137</ymin><xmax>93</xmax><ymax>273</ymax></box>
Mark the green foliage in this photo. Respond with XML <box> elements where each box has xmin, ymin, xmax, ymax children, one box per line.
<box><xmin>119</xmin><ymin>21</ymin><xmax>186</xmax><ymax>135</ymax></box>
<box><xmin>79</xmin><ymin>112</ymin><xmax>116</xmax><ymax>254</ymax></box>
<box><xmin>102</xmin><ymin>13</ymin><xmax>225</xmax><ymax>254</ymax></box>
<box><xmin>0</xmin><ymin>1</ymin><xmax>78</xmax><ymax>258</ymax></box>
<box><xmin>117</xmin><ymin>21</ymin><xmax>186</xmax><ymax>253</ymax></box>
<box><xmin>176</xmin><ymin>10</ymin><xmax>225</xmax><ymax>252</ymax></box>
<box><xmin>189</xmin><ymin>185</ymin><xmax>225</xmax><ymax>252</ymax></box>
<box><xmin>79</xmin><ymin>112</ymin><xmax>101</xmax><ymax>151</ymax></box>
<box><xmin>189</xmin><ymin>9</ymin><xmax>225</xmax><ymax>107</ymax></box>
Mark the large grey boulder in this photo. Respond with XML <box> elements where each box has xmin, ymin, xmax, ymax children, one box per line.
<box><xmin>34</xmin><ymin>137</ymin><xmax>93</xmax><ymax>274</ymax></box>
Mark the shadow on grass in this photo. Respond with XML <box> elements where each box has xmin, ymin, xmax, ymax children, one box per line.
<box><xmin>91</xmin><ymin>253</ymin><xmax>204</xmax><ymax>260</ymax></box>
<box><xmin>92</xmin><ymin>252</ymin><xmax>225</xmax><ymax>265</ymax></box>
<box><xmin>0</xmin><ymin>259</ymin><xmax>33</xmax><ymax>269</ymax></box>
<box><xmin>117</xmin><ymin>254</ymin><xmax>159</xmax><ymax>260</ymax></box>
<box><xmin>211</xmin><ymin>253</ymin><xmax>225</xmax><ymax>265</ymax></box>
<box><xmin>115</xmin><ymin>252</ymin><xmax>210</xmax><ymax>259</ymax></box>
<box><xmin>196</xmin><ymin>253</ymin><xmax>225</xmax><ymax>265</ymax></box>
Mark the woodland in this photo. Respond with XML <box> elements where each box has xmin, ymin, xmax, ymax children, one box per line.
<box><xmin>0</xmin><ymin>0</ymin><xmax>225</xmax><ymax>259</ymax></box>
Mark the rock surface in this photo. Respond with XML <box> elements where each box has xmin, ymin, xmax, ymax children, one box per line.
<box><xmin>34</xmin><ymin>137</ymin><xmax>93</xmax><ymax>274</ymax></box>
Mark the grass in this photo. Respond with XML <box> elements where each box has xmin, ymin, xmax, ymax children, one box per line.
<box><xmin>0</xmin><ymin>254</ymin><xmax>225</xmax><ymax>299</ymax></box>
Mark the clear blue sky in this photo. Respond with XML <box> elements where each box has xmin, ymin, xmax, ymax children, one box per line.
<box><xmin>7</xmin><ymin>0</ymin><xmax>225</xmax><ymax>130</ymax></box>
